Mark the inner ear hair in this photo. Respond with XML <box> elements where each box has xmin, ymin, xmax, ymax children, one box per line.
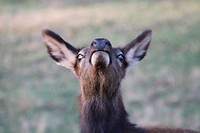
<box><xmin>42</xmin><ymin>29</ymin><xmax>78</xmax><ymax>54</ymax></box>
<box><xmin>122</xmin><ymin>29</ymin><xmax>152</xmax><ymax>54</ymax></box>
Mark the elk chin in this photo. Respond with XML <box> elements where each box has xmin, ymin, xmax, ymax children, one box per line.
<box><xmin>91</xmin><ymin>51</ymin><xmax>110</xmax><ymax>69</ymax></box>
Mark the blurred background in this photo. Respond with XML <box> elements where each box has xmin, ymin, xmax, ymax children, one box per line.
<box><xmin>0</xmin><ymin>0</ymin><xmax>200</xmax><ymax>133</ymax></box>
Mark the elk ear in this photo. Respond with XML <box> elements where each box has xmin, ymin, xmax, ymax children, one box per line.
<box><xmin>42</xmin><ymin>29</ymin><xmax>78</xmax><ymax>70</ymax></box>
<box><xmin>122</xmin><ymin>29</ymin><xmax>152</xmax><ymax>67</ymax></box>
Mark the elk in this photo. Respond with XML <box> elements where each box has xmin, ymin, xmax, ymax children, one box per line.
<box><xmin>42</xmin><ymin>29</ymin><xmax>199</xmax><ymax>133</ymax></box>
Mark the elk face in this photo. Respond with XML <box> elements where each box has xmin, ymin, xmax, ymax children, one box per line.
<box><xmin>42</xmin><ymin>29</ymin><xmax>152</xmax><ymax>95</ymax></box>
<box><xmin>76</xmin><ymin>38</ymin><xmax>113</xmax><ymax>75</ymax></box>
<box><xmin>74</xmin><ymin>38</ymin><xmax>129</xmax><ymax>81</ymax></box>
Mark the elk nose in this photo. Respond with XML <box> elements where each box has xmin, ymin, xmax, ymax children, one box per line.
<box><xmin>91</xmin><ymin>38</ymin><xmax>112</xmax><ymax>51</ymax></box>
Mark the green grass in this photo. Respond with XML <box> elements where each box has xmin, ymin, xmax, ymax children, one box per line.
<box><xmin>0</xmin><ymin>0</ymin><xmax>200</xmax><ymax>133</ymax></box>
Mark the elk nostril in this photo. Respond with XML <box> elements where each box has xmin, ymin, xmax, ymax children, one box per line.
<box><xmin>92</xmin><ymin>41</ymin><xmax>97</xmax><ymax>47</ymax></box>
<box><xmin>105</xmin><ymin>41</ymin><xmax>109</xmax><ymax>45</ymax></box>
<box><xmin>105</xmin><ymin>40</ymin><xmax>111</xmax><ymax>46</ymax></box>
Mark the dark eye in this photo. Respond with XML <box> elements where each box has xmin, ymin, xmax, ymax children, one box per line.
<box><xmin>77</xmin><ymin>54</ymin><xmax>85</xmax><ymax>61</ymax></box>
<box><xmin>116</xmin><ymin>54</ymin><xmax>125</xmax><ymax>61</ymax></box>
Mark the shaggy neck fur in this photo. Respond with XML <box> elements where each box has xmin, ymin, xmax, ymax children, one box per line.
<box><xmin>77</xmin><ymin>70</ymin><xmax>145</xmax><ymax>133</ymax></box>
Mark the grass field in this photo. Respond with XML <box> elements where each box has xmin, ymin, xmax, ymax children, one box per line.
<box><xmin>0</xmin><ymin>0</ymin><xmax>200</xmax><ymax>133</ymax></box>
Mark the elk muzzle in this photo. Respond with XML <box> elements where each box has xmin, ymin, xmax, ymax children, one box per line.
<box><xmin>90</xmin><ymin>38</ymin><xmax>112</xmax><ymax>68</ymax></box>
<box><xmin>91</xmin><ymin>51</ymin><xmax>110</xmax><ymax>68</ymax></box>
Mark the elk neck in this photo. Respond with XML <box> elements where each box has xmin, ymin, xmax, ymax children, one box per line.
<box><xmin>77</xmin><ymin>70</ymin><xmax>135</xmax><ymax>133</ymax></box>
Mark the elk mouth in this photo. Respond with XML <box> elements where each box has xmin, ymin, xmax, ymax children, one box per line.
<box><xmin>91</xmin><ymin>51</ymin><xmax>110</xmax><ymax>68</ymax></box>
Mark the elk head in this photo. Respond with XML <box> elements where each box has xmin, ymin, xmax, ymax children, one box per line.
<box><xmin>42</xmin><ymin>29</ymin><xmax>152</xmax><ymax>99</ymax></box>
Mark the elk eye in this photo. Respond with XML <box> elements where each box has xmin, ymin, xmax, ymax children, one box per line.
<box><xmin>116</xmin><ymin>54</ymin><xmax>125</xmax><ymax>61</ymax></box>
<box><xmin>77</xmin><ymin>54</ymin><xmax>85</xmax><ymax>61</ymax></box>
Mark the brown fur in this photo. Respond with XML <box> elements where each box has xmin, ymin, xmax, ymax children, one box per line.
<box><xmin>42</xmin><ymin>29</ymin><xmax>199</xmax><ymax>133</ymax></box>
